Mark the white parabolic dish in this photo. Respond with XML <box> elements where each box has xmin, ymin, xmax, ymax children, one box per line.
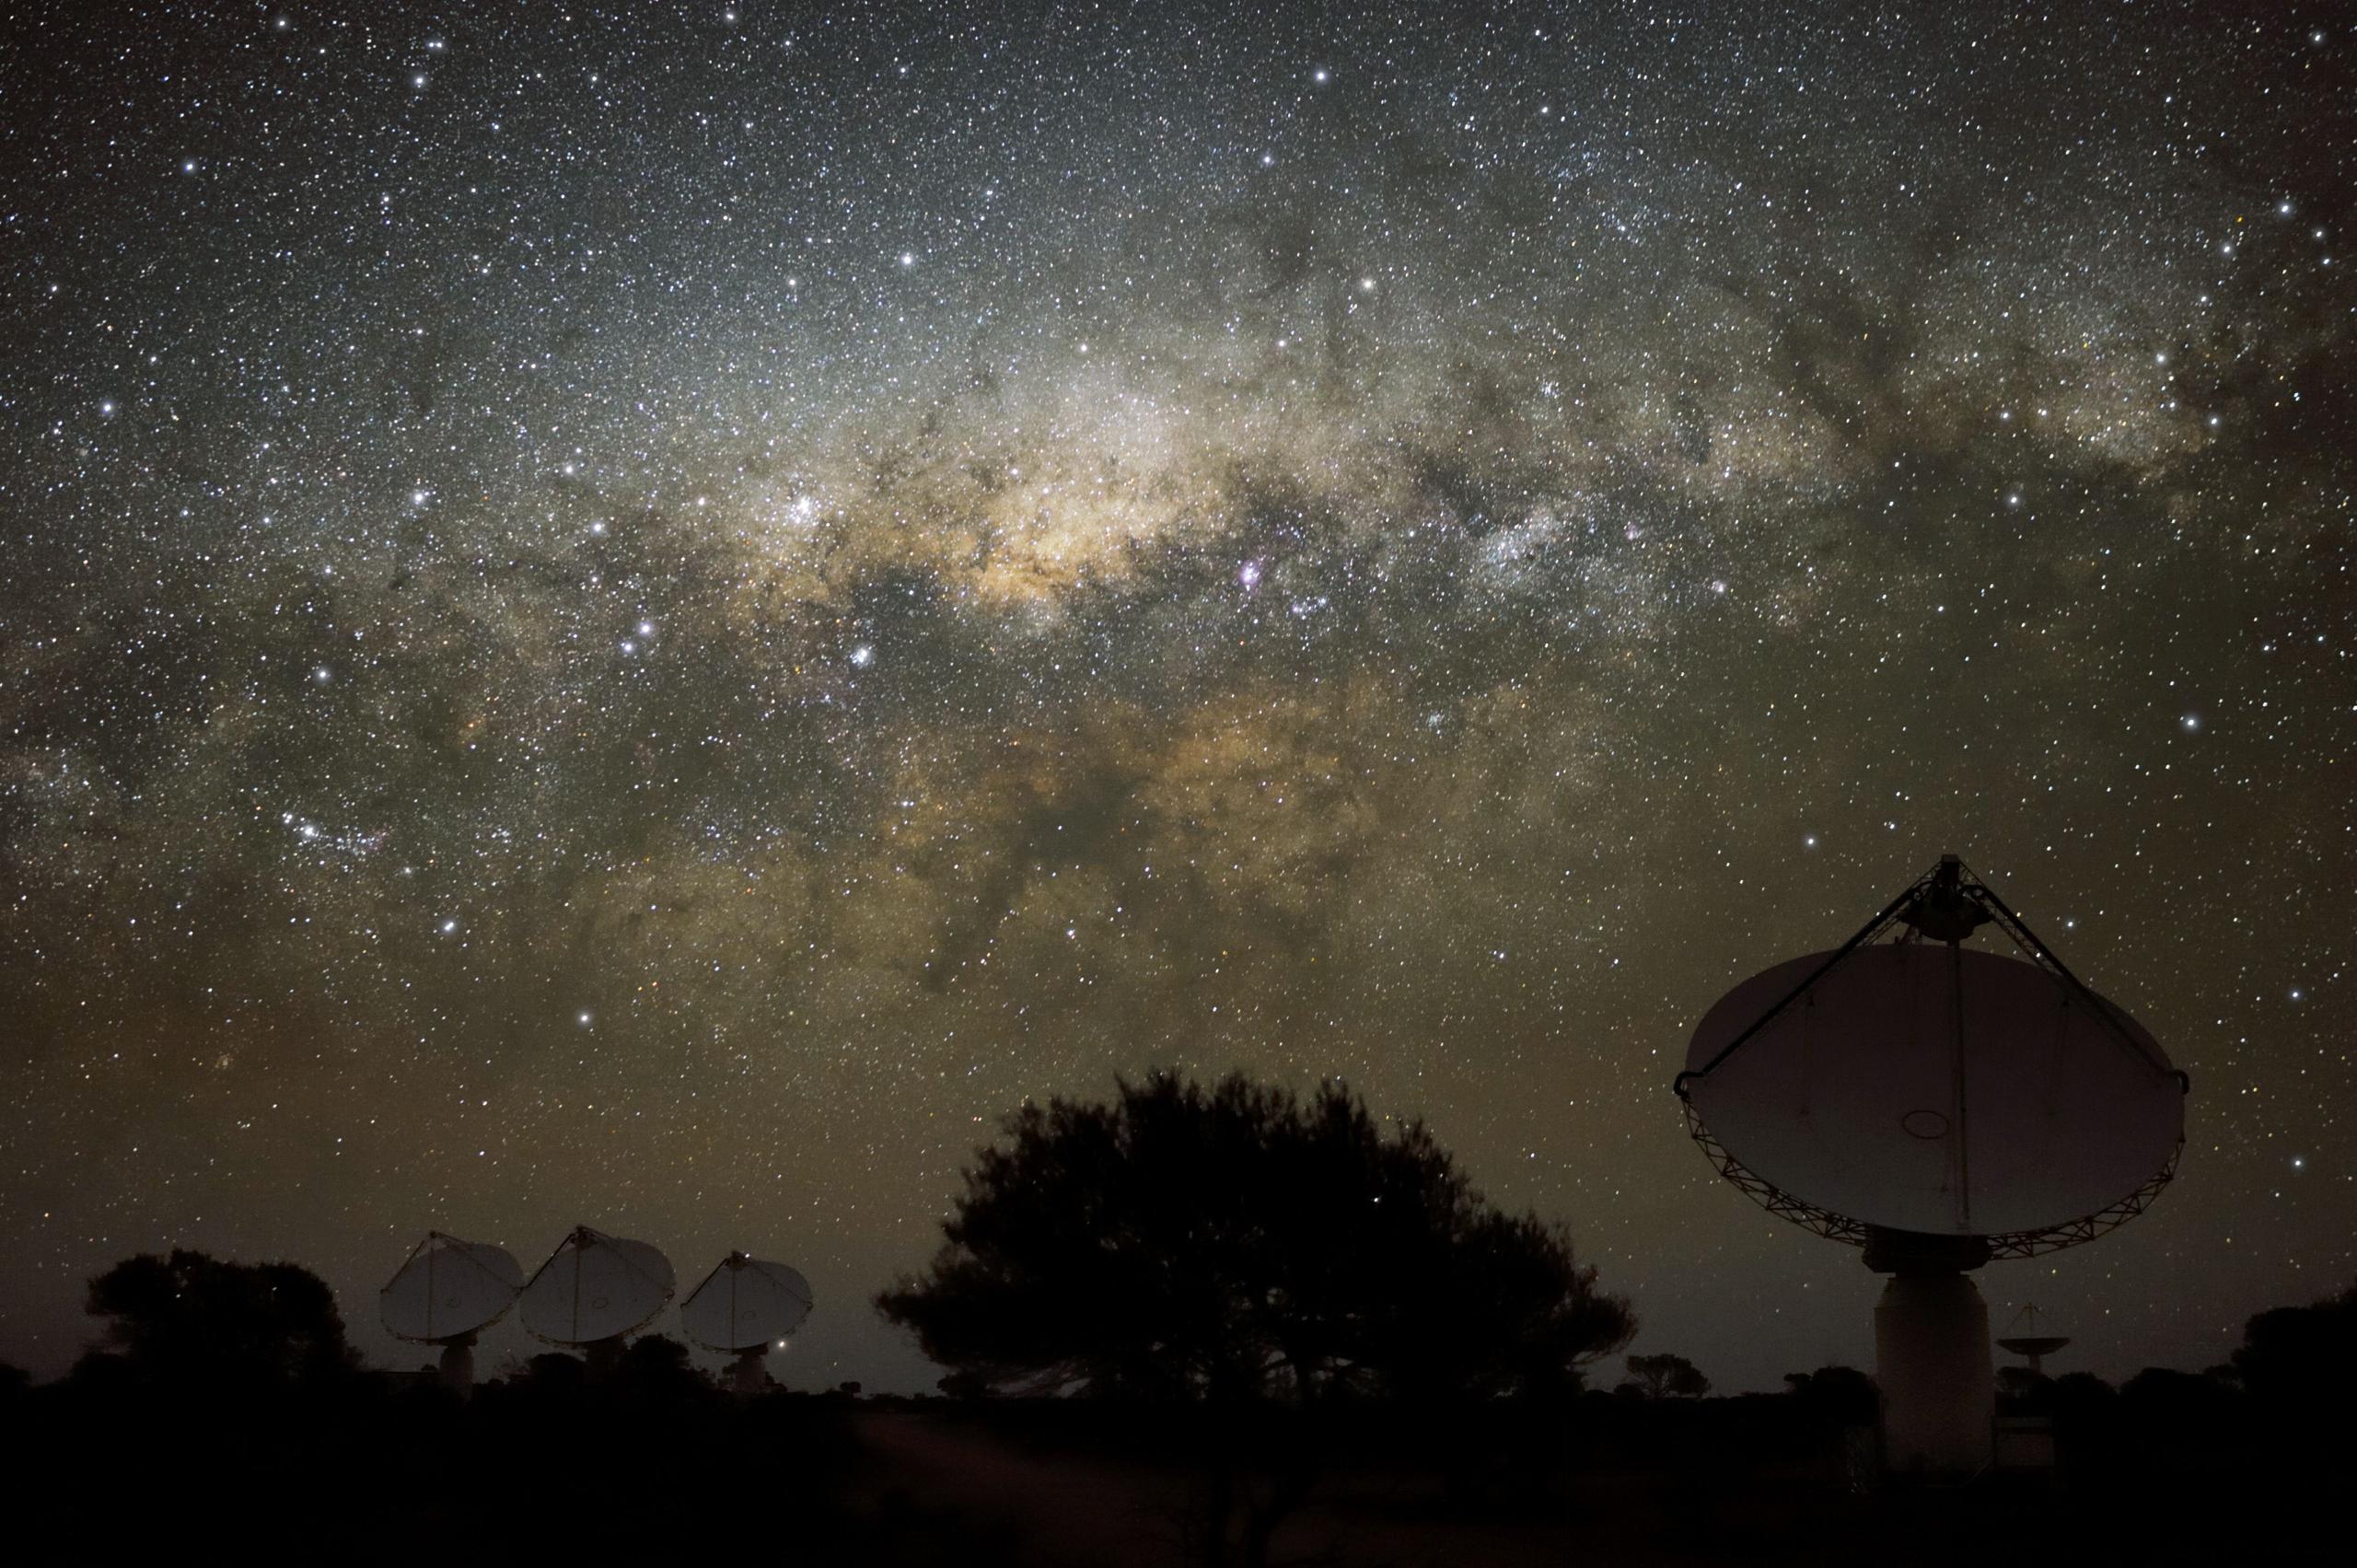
<box><xmin>1684</xmin><ymin>944</ymin><xmax>2184</xmax><ymax>1238</ymax></box>
<box><xmin>518</xmin><ymin>1227</ymin><xmax>678</xmax><ymax>1344</ymax></box>
<box><xmin>679</xmin><ymin>1255</ymin><xmax>816</xmax><ymax>1352</ymax></box>
<box><xmin>380</xmin><ymin>1234</ymin><xmax>525</xmax><ymax>1343</ymax></box>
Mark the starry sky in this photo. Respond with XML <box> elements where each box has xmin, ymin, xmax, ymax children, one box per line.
<box><xmin>3</xmin><ymin>2</ymin><xmax>2350</xmax><ymax>1394</ymax></box>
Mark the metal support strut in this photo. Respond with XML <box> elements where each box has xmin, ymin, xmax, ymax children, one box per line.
<box><xmin>1674</xmin><ymin>853</ymin><xmax>2189</xmax><ymax>1258</ymax></box>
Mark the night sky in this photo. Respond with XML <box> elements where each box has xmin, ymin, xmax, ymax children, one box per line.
<box><xmin>3</xmin><ymin>3</ymin><xmax>2350</xmax><ymax>1394</ymax></box>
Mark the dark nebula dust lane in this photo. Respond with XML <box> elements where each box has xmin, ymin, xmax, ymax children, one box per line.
<box><xmin>2</xmin><ymin>3</ymin><xmax>2351</xmax><ymax>1391</ymax></box>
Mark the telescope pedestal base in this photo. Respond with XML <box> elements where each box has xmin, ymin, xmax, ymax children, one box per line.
<box><xmin>435</xmin><ymin>1333</ymin><xmax>477</xmax><ymax>1391</ymax></box>
<box><xmin>1874</xmin><ymin>1270</ymin><xmax>1993</xmax><ymax>1476</ymax></box>
<box><xmin>729</xmin><ymin>1346</ymin><xmax>772</xmax><ymax>1398</ymax></box>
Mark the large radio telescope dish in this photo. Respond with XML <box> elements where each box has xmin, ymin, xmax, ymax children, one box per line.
<box><xmin>679</xmin><ymin>1254</ymin><xmax>815</xmax><ymax>1353</ymax></box>
<box><xmin>1685</xmin><ymin>945</ymin><xmax>2183</xmax><ymax>1243</ymax></box>
<box><xmin>1674</xmin><ymin>856</ymin><xmax>2189</xmax><ymax>1475</ymax></box>
<box><xmin>518</xmin><ymin>1226</ymin><xmax>677</xmax><ymax>1345</ymax></box>
<box><xmin>1676</xmin><ymin>856</ymin><xmax>2189</xmax><ymax>1258</ymax></box>
<box><xmin>381</xmin><ymin>1233</ymin><xmax>524</xmax><ymax>1344</ymax></box>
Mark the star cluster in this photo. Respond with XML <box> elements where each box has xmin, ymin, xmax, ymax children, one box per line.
<box><xmin>2</xmin><ymin>3</ymin><xmax>2351</xmax><ymax>1390</ymax></box>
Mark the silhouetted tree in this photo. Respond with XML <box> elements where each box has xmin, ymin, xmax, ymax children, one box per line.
<box><xmin>520</xmin><ymin>1350</ymin><xmax>591</xmax><ymax>1388</ymax></box>
<box><xmin>1622</xmin><ymin>1352</ymin><xmax>1711</xmax><ymax>1399</ymax></box>
<box><xmin>1782</xmin><ymin>1365</ymin><xmax>1879</xmax><ymax>1426</ymax></box>
<box><xmin>2117</xmin><ymin>1365</ymin><xmax>2241</xmax><ymax>1465</ymax></box>
<box><xmin>615</xmin><ymin>1332</ymin><xmax>696</xmax><ymax>1379</ymax></box>
<box><xmin>2122</xmin><ymin>1365</ymin><xmax>2235</xmax><ymax>1407</ymax></box>
<box><xmin>2233</xmin><ymin>1283</ymin><xmax>2357</xmax><ymax>1431</ymax></box>
<box><xmin>603</xmin><ymin>1333</ymin><xmax>722</xmax><ymax>1416</ymax></box>
<box><xmin>881</xmin><ymin>1072</ymin><xmax>1631</xmax><ymax>1402</ymax></box>
<box><xmin>77</xmin><ymin>1249</ymin><xmax>353</xmax><ymax>1388</ymax></box>
<box><xmin>878</xmin><ymin>1072</ymin><xmax>1632</xmax><ymax>1567</ymax></box>
<box><xmin>2050</xmin><ymin>1370</ymin><xmax>2114</xmax><ymax>1402</ymax></box>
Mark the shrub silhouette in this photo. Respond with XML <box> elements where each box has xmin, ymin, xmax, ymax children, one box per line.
<box><xmin>77</xmin><ymin>1249</ymin><xmax>354</xmax><ymax>1389</ymax></box>
<box><xmin>1623</xmin><ymin>1352</ymin><xmax>1712</xmax><ymax>1399</ymax></box>
<box><xmin>877</xmin><ymin>1070</ymin><xmax>1632</xmax><ymax>1567</ymax></box>
<box><xmin>1790</xmin><ymin>1364</ymin><xmax>1879</xmax><ymax>1426</ymax></box>
<box><xmin>879</xmin><ymin>1071</ymin><xmax>1632</xmax><ymax>1403</ymax></box>
<box><xmin>2233</xmin><ymin>1282</ymin><xmax>2357</xmax><ymax>1429</ymax></box>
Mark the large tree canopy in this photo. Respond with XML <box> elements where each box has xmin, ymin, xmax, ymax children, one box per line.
<box><xmin>1622</xmin><ymin>1352</ymin><xmax>1712</xmax><ymax>1399</ymax></box>
<box><xmin>2233</xmin><ymin>1282</ymin><xmax>2357</xmax><ymax>1417</ymax></box>
<box><xmin>879</xmin><ymin>1073</ymin><xmax>1634</xmax><ymax>1402</ymax></box>
<box><xmin>81</xmin><ymin>1249</ymin><xmax>353</xmax><ymax>1388</ymax></box>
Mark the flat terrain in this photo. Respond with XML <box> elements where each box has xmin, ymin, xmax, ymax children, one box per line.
<box><xmin>848</xmin><ymin>1410</ymin><xmax>2115</xmax><ymax>1567</ymax></box>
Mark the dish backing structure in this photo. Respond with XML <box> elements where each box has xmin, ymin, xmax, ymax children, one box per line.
<box><xmin>517</xmin><ymin>1225</ymin><xmax>678</xmax><ymax>1367</ymax></box>
<box><xmin>380</xmin><ymin>1232</ymin><xmax>525</xmax><ymax>1389</ymax></box>
<box><xmin>1674</xmin><ymin>855</ymin><xmax>2189</xmax><ymax>1474</ymax></box>
<box><xmin>679</xmin><ymin>1253</ymin><xmax>816</xmax><ymax>1394</ymax></box>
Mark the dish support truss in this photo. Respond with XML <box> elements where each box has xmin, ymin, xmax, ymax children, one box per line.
<box><xmin>1672</xmin><ymin>854</ymin><xmax>2189</xmax><ymax>1260</ymax></box>
<box><xmin>1678</xmin><ymin>1093</ymin><xmax>2183</xmax><ymax>1259</ymax></box>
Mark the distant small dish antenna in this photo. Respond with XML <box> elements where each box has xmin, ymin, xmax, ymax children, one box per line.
<box><xmin>1996</xmin><ymin>1304</ymin><xmax>2072</xmax><ymax>1376</ymax></box>
<box><xmin>518</xmin><ymin>1225</ymin><xmax>676</xmax><ymax>1364</ymax></box>
<box><xmin>380</xmin><ymin>1232</ymin><xmax>524</xmax><ymax>1390</ymax></box>
<box><xmin>679</xmin><ymin>1253</ymin><xmax>815</xmax><ymax>1395</ymax></box>
<box><xmin>1675</xmin><ymin>855</ymin><xmax>2189</xmax><ymax>1475</ymax></box>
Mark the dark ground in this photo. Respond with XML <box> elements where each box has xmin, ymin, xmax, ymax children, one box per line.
<box><xmin>0</xmin><ymin>1358</ymin><xmax>2333</xmax><ymax>1565</ymax></box>
<box><xmin>848</xmin><ymin>1392</ymin><xmax>2315</xmax><ymax>1568</ymax></box>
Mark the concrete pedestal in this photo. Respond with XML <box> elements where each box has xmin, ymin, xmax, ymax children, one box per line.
<box><xmin>436</xmin><ymin>1334</ymin><xmax>476</xmax><ymax>1391</ymax></box>
<box><xmin>728</xmin><ymin>1346</ymin><xmax>771</xmax><ymax>1398</ymax></box>
<box><xmin>1874</xmin><ymin>1270</ymin><xmax>1994</xmax><ymax>1475</ymax></box>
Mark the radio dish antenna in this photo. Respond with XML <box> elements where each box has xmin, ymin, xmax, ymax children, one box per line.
<box><xmin>380</xmin><ymin>1232</ymin><xmax>524</xmax><ymax>1389</ymax></box>
<box><xmin>517</xmin><ymin>1225</ymin><xmax>677</xmax><ymax>1367</ymax></box>
<box><xmin>1675</xmin><ymin>855</ymin><xmax>2189</xmax><ymax>1474</ymax></box>
<box><xmin>1996</xmin><ymin>1304</ymin><xmax>2072</xmax><ymax>1376</ymax></box>
<box><xmin>679</xmin><ymin>1253</ymin><xmax>815</xmax><ymax>1395</ymax></box>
